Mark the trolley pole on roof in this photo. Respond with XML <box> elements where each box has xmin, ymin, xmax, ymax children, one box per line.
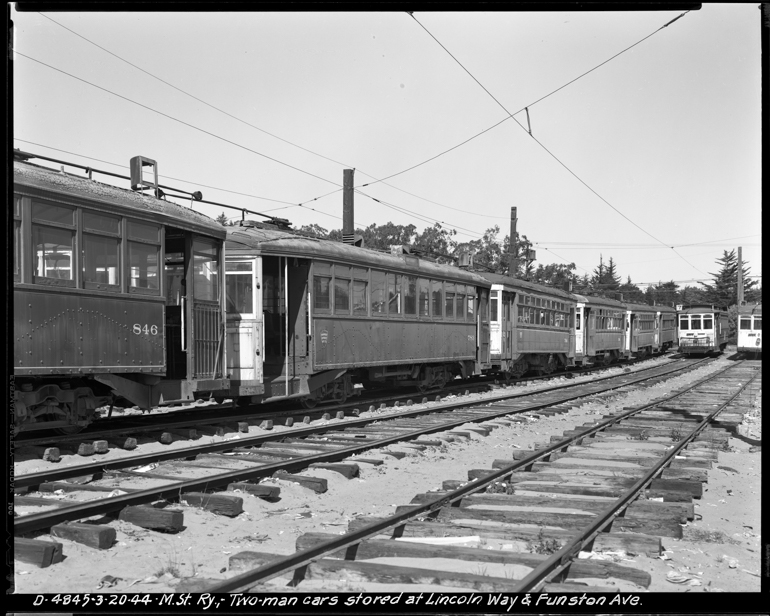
<box><xmin>737</xmin><ymin>246</ymin><xmax>744</xmax><ymax>305</ymax></box>
<box><xmin>509</xmin><ymin>207</ymin><xmax>518</xmax><ymax>278</ymax></box>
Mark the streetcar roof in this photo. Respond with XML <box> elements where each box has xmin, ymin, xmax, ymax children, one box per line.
<box><xmin>226</xmin><ymin>224</ymin><xmax>492</xmax><ymax>286</ymax></box>
<box><xmin>479</xmin><ymin>273</ymin><xmax>575</xmax><ymax>301</ymax></box>
<box><xmin>738</xmin><ymin>303</ymin><xmax>762</xmax><ymax>316</ymax></box>
<box><xmin>14</xmin><ymin>160</ymin><xmax>226</xmax><ymax>239</ymax></box>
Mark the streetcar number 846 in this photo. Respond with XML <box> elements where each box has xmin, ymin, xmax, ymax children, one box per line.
<box><xmin>133</xmin><ymin>324</ymin><xmax>159</xmax><ymax>335</ymax></box>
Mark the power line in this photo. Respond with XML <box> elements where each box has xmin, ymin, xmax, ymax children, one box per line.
<box><xmin>409</xmin><ymin>12</ymin><xmax>708</xmax><ymax>278</ymax></box>
<box><xmin>15</xmin><ymin>51</ymin><xmax>342</xmax><ymax>189</ymax></box>
<box><xmin>37</xmin><ymin>12</ymin><xmax>508</xmax><ymax>224</ymax></box>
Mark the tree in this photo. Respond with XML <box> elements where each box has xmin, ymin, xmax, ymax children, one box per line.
<box><xmin>412</xmin><ymin>223</ymin><xmax>457</xmax><ymax>263</ymax></box>
<box><xmin>647</xmin><ymin>280</ymin><xmax>679</xmax><ymax>307</ymax></box>
<box><xmin>296</xmin><ymin>224</ymin><xmax>330</xmax><ymax>239</ymax></box>
<box><xmin>678</xmin><ymin>285</ymin><xmax>706</xmax><ymax>307</ymax></box>
<box><xmin>216</xmin><ymin>212</ymin><xmax>230</xmax><ymax>226</ymax></box>
<box><xmin>531</xmin><ymin>263</ymin><xmax>578</xmax><ymax>290</ymax></box>
<box><xmin>618</xmin><ymin>276</ymin><xmax>645</xmax><ymax>303</ymax></box>
<box><xmin>700</xmin><ymin>250</ymin><xmax>758</xmax><ymax>308</ymax></box>
<box><xmin>591</xmin><ymin>254</ymin><xmax>620</xmax><ymax>293</ymax></box>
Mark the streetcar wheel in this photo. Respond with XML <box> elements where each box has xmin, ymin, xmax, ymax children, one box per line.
<box><xmin>300</xmin><ymin>397</ymin><xmax>318</xmax><ymax>409</ymax></box>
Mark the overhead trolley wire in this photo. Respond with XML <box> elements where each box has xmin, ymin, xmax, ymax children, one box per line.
<box><xmin>37</xmin><ymin>12</ymin><xmax>508</xmax><ymax>224</ymax></box>
<box><xmin>408</xmin><ymin>11</ymin><xmax>708</xmax><ymax>277</ymax></box>
<box><xmin>14</xmin><ymin>51</ymin><xmax>342</xmax><ymax>190</ymax></box>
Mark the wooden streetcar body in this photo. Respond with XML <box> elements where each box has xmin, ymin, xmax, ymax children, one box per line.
<box><xmin>572</xmin><ymin>294</ymin><xmax>627</xmax><ymax>366</ymax></box>
<box><xmin>225</xmin><ymin>223</ymin><xmax>492</xmax><ymax>407</ymax></box>
<box><xmin>677</xmin><ymin>305</ymin><xmax>729</xmax><ymax>355</ymax></box>
<box><xmin>13</xmin><ymin>158</ymin><xmax>229</xmax><ymax>433</ymax></box>
<box><xmin>737</xmin><ymin>303</ymin><xmax>762</xmax><ymax>356</ymax></box>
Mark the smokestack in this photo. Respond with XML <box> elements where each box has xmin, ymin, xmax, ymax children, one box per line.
<box><xmin>509</xmin><ymin>207</ymin><xmax>517</xmax><ymax>278</ymax></box>
<box><xmin>342</xmin><ymin>169</ymin><xmax>355</xmax><ymax>244</ymax></box>
<box><xmin>737</xmin><ymin>246</ymin><xmax>744</xmax><ymax>305</ymax></box>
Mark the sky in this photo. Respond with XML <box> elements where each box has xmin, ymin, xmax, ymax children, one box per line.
<box><xmin>10</xmin><ymin>5</ymin><xmax>762</xmax><ymax>290</ymax></box>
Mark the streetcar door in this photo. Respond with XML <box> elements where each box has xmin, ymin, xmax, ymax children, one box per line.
<box><xmin>478</xmin><ymin>288</ymin><xmax>491</xmax><ymax>365</ymax></box>
<box><xmin>503</xmin><ymin>292</ymin><xmax>514</xmax><ymax>360</ymax></box>
<box><xmin>164</xmin><ymin>229</ymin><xmax>187</xmax><ymax>380</ymax></box>
<box><xmin>225</xmin><ymin>258</ymin><xmax>262</xmax><ymax>386</ymax></box>
<box><xmin>574</xmin><ymin>306</ymin><xmax>583</xmax><ymax>357</ymax></box>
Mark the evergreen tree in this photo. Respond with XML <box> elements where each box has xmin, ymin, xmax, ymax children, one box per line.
<box><xmin>618</xmin><ymin>276</ymin><xmax>645</xmax><ymax>303</ymax></box>
<box><xmin>215</xmin><ymin>212</ymin><xmax>230</xmax><ymax>226</ymax></box>
<box><xmin>700</xmin><ymin>250</ymin><xmax>757</xmax><ymax>307</ymax></box>
<box><xmin>591</xmin><ymin>255</ymin><xmax>621</xmax><ymax>293</ymax></box>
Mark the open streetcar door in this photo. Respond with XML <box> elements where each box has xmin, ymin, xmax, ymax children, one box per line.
<box><xmin>225</xmin><ymin>257</ymin><xmax>263</xmax><ymax>390</ymax></box>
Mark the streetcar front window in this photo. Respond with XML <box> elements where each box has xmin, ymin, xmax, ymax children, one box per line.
<box><xmin>754</xmin><ymin>318</ymin><xmax>762</xmax><ymax>331</ymax></box>
<box><xmin>740</xmin><ymin>318</ymin><xmax>752</xmax><ymax>330</ymax></box>
<box><xmin>690</xmin><ymin>316</ymin><xmax>702</xmax><ymax>329</ymax></box>
<box><xmin>679</xmin><ymin>316</ymin><xmax>688</xmax><ymax>330</ymax></box>
<box><xmin>703</xmin><ymin>317</ymin><xmax>713</xmax><ymax>329</ymax></box>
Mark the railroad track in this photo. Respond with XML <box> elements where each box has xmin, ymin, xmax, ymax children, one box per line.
<box><xmin>14</xmin><ymin>356</ymin><xmax>715</xmax><ymax>571</ymax></box>
<box><xmin>194</xmin><ymin>359</ymin><xmax>759</xmax><ymax>593</ymax></box>
<box><xmin>15</xmin><ymin>354</ymin><xmax>678</xmax><ymax>452</ymax></box>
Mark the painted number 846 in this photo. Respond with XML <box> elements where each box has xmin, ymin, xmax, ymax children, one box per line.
<box><xmin>133</xmin><ymin>324</ymin><xmax>159</xmax><ymax>336</ymax></box>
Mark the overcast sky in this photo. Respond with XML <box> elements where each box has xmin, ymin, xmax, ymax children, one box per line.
<box><xmin>11</xmin><ymin>5</ymin><xmax>762</xmax><ymax>289</ymax></box>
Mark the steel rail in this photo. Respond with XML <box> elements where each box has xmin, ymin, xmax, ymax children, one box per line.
<box><xmin>14</xmin><ymin>358</ymin><xmax>706</xmax><ymax>490</ymax></box>
<box><xmin>202</xmin><ymin>359</ymin><xmax>738</xmax><ymax>593</ymax></box>
<box><xmin>14</xmin><ymin>358</ymin><xmax>711</xmax><ymax>536</ymax></box>
<box><xmin>513</xmin><ymin>363</ymin><xmax>760</xmax><ymax>592</ymax></box>
<box><xmin>15</xmin><ymin>354</ymin><xmax>678</xmax><ymax>448</ymax></box>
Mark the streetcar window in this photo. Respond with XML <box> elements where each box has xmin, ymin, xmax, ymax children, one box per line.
<box><xmin>387</xmin><ymin>273</ymin><xmax>401</xmax><ymax>315</ymax></box>
<box><xmin>130</xmin><ymin>242</ymin><xmax>160</xmax><ymax>292</ymax></box>
<box><xmin>352</xmin><ymin>280</ymin><xmax>368</xmax><ymax>315</ymax></box>
<box><xmin>334</xmin><ymin>277</ymin><xmax>350</xmax><ymax>314</ymax></box>
<box><xmin>14</xmin><ymin>198</ymin><xmax>21</xmax><ymax>280</ymax></box>
<box><xmin>418</xmin><ymin>278</ymin><xmax>430</xmax><ymax>317</ymax></box>
<box><xmin>431</xmin><ymin>280</ymin><xmax>443</xmax><ymax>318</ymax></box>
<box><xmin>740</xmin><ymin>318</ymin><xmax>752</xmax><ymax>330</ymax></box>
<box><xmin>226</xmin><ymin>265</ymin><xmax>253</xmax><ymax>315</ymax></box>
<box><xmin>32</xmin><ymin>202</ymin><xmax>74</xmax><ymax>225</ymax></box>
<box><xmin>679</xmin><ymin>316</ymin><xmax>689</xmax><ymax>330</ymax></box>
<box><xmin>403</xmin><ymin>276</ymin><xmax>417</xmax><ymax>315</ymax></box>
<box><xmin>82</xmin><ymin>234</ymin><xmax>120</xmax><ymax>286</ymax></box>
<box><xmin>466</xmin><ymin>291</ymin><xmax>475</xmax><ymax>321</ymax></box>
<box><xmin>517</xmin><ymin>305</ymin><xmax>524</xmax><ymax>323</ymax></box>
<box><xmin>127</xmin><ymin>220</ymin><xmax>160</xmax><ymax>242</ymax></box>
<box><xmin>352</xmin><ymin>267</ymin><xmax>368</xmax><ymax>280</ymax></box>
<box><xmin>702</xmin><ymin>317</ymin><xmax>713</xmax><ymax>329</ymax></box>
<box><xmin>490</xmin><ymin>294</ymin><xmax>498</xmax><ymax>322</ymax></box>
<box><xmin>192</xmin><ymin>239</ymin><xmax>218</xmax><ymax>301</ymax></box>
<box><xmin>370</xmin><ymin>270</ymin><xmax>386</xmax><ymax>314</ymax></box>
<box><xmin>690</xmin><ymin>316</ymin><xmax>702</xmax><ymax>329</ymax></box>
<box><xmin>33</xmin><ymin>226</ymin><xmax>74</xmax><ymax>280</ymax></box>
<box><xmin>754</xmin><ymin>318</ymin><xmax>762</xmax><ymax>331</ymax></box>
<box><xmin>335</xmin><ymin>264</ymin><xmax>351</xmax><ymax>279</ymax></box>
<box><xmin>313</xmin><ymin>275</ymin><xmax>331</xmax><ymax>311</ymax></box>
<box><xmin>445</xmin><ymin>283</ymin><xmax>456</xmax><ymax>320</ymax></box>
<box><xmin>84</xmin><ymin>211</ymin><xmax>120</xmax><ymax>234</ymax></box>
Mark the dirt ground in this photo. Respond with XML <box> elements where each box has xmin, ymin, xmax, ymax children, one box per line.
<box><xmin>12</xmin><ymin>355</ymin><xmax>760</xmax><ymax>595</ymax></box>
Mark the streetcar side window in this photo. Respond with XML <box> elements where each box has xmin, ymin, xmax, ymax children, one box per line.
<box><xmin>387</xmin><ymin>273</ymin><xmax>401</xmax><ymax>316</ymax></box>
<box><xmin>32</xmin><ymin>201</ymin><xmax>76</xmax><ymax>285</ymax></box>
<box><xmin>226</xmin><ymin>261</ymin><xmax>254</xmax><ymax>315</ymax></box>
<box><xmin>679</xmin><ymin>316</ymin><xmax>689</xmax><ymax>330</ymax></box>
<box><xmin>14</xmin><ymin>195</ymin><xmax>22</xmax><ymax>282</ymax></box>
<box><xmin>703</xmin><ymin>317</ymin><xmax>713</xmax><ymax>329</ymax></box>
<box><xmin>82</xmin><ymin>211</ymin><xmax>121</xmax><ymax>290</ymax></box>
<box><xmin>128</xmin><ymin>220</ymin><xmax>162</xmax><ymax>295</ymax></box>
<box><xmin>418</xmin><ymin>278</ymin><xmax>430</xmax><ymax>317</ymax></box>
<box><xmin>370</xmin><ymin>270</ymin><xmax>387</xmax><ymax>314</ymax></box>
<box><xmin>191</xmin><ymin>237</ymin><xmax>218</xmax><ymax>301</ymax></box>
<box><xmin>490</xmin><ymin>292</ymin><xmax>498</xmax><ymax>322</ymax></box>
<box><xmin>754</xmin><ymin>318</ymin><xmax>762</xmax><ymax>331</ymax></box>
<box><xmin>313</xmin><ymin>275</ymin><xmax>331</xmax><ymax>311</ymax></box>
<box><xmin>403</xmin><ymin>276</ymin><xmax>417</xmax><ymax>316</ymax></box>
<box><xmin>431</xmin><ymin>280</ymin><xmax>443</xmax><ymax>318</ymax></box>
<box><xmin>445</xmin><ymin>283</ymin><xmax>456</xmax><ymax>320</ymax></box>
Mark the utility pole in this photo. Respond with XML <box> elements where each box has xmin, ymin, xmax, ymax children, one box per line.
<box><xmin>509</xmin><ymin>207</ymin><xmax>517</xmax><ymax>278</ymax></box>
<box><xmin>737</xmin><ymin>246</ymin><xmax>744</xmax><ymax>305</ymax></box>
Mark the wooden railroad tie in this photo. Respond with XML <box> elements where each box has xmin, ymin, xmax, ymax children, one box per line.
<box><xmin>181</xmin><ymin>493</ymin><xmax>244</xmax><ymax>517</ymax></box>
<box><xmin>51</xmin><ymin>522</ymin><xmax>116</xmax><ymax>549</ymax></box>
<box><xmin>272</xmin><ymin>471</ymin><xmax>328</xmax><ymax>493</ymax></box>
<box><xmin>296</xmin><ymin>532</ymin><xmax>652</xmax><ymax>588</ymax></box>
<box><xmin>347</xmin><ymin>516</ymin><xmax>661</xmax><ymax>556</ymax></box>
<box><xmin>15</xmin><ymin>538</ymin><xmax>64</xmax><ymax>568</ymax></box>
<box><xmin>119</xmin><ymin>505</ymin><xmax>184</xmax><ymax>532</ymax></box>
<box><xmin>227</xmin><ymin>483</ymin><xmax>281</xmax><ymax>500</ymax></box>
<box><xmin>308</xmin><ymin>463</ymin><xmax>360</xmax><ymax>478</ymax></box>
